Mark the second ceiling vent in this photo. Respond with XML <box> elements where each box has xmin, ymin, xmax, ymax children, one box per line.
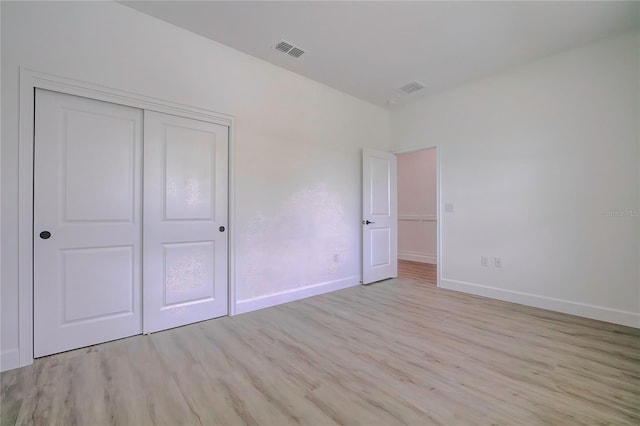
<box><xmin>398</xmin><ymin>81</ymin><xmax>426</xmax><ymax>94</ymax></box>
<box><xmin>273</xmin><ymin>40</ymin><xmax>306</xmax><ymax>58</ymax></box>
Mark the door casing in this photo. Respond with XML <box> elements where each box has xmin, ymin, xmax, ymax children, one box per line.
<box><xmin>16</xmin><ymin>68</ymin><xmax>237</xmax><ymax>368</ymax></box>
<box><xmin>393</xmin><ymin>145</ymin><xmax>442</xmax><ymax>289</ymax></box>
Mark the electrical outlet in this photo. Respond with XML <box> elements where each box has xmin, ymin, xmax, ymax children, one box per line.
<box><xmin>481</xmin><ymin>256</ymin><xmax>489</xmax><ymax>267</ymax></box>
<box><xmin>495</xmin><ymin>257</ymin><xmax>502</xmax><ymax>268</ymax></box>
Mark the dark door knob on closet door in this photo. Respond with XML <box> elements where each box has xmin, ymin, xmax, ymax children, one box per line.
<box><xmin>40</xmin><ymin>231</ymin><xmax>52</xmax><ymax>239</ymax></box>
<box><xmin>219</xmin><ymin>226</ymin><xmax>225</xmax><ymax>232</ymax></box>
<box><xmin>362</xmin><ymin>220</ymin><xmax>375</xmax><ymax>225</ymax></box>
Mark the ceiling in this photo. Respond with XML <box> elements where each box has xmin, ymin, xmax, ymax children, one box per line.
<box><xmin>122</xmin><ymin>1</ymin><xmax>639</xmax><ymax>106</ymax></box>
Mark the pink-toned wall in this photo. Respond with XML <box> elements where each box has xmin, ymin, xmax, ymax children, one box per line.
<box><xmin>397</xmin><ymin>148</ymin><xmax>437</xmax><ymax>264</ymax></box>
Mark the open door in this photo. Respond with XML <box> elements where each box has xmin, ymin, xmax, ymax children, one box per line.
<box><xmin>362</xmin><ymin>149</ymin><xmax>398</xmax><ymax>284</ymax></box>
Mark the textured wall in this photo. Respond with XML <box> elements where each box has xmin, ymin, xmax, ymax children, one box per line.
<box><xmin>0</xmin><ymin>1</ymin><xmax>389</xmax><ymax>370</ymax></box>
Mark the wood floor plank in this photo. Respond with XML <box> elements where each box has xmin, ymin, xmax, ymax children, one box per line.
<box><xmin>2</xmin><ymin>273</ymin><xmax>639</xmax><ymax>425</ymax></box>
<box><xmin>398</xmin><ymin>259</ymin><xmax>436</xmax><ymax>284</ymax></box>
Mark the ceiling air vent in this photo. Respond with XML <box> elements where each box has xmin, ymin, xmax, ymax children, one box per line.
<box><xmin>398</xmin><ymin>81</ymin><xmax>426</xmax><ymax>94</ymax></box>
<box><xmin>274</xmin><ymin>41</ymin><xmax>294</xmax><ymax>54</ymax></box>
<box><xmin>288</xmin><ymin>47</ymin><xmax>305</xmax><ymax>58</ymax></box>
<box><xmin>273</xmin><ymin>40</ymin><xmax>306</xmax><ymax>58</ymax></box>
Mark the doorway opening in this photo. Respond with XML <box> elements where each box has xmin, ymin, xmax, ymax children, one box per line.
<box><xmin>396</xmin><ymin>147</ymin><xmax>438</xmax><ymax>286</ymax></box>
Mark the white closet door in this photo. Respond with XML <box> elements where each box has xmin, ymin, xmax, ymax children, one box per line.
<box><xmin>143</xmin><ymin>111</ymin><xmax>229</xmax><ymax>333</ymax></box>
<box><xmin>34</xmin><ymin>89</ymin><xmax>143</xmax><ymax>357</ymax></box>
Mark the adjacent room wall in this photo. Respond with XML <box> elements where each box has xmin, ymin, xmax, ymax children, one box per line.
<box><xmin>397</xmin><ymin>149</ymin><xmax>437</xmax><ymax>264</ymax></box>
<box><xmin>0</xmin><ymin>1</ymin><xmax>389</xmax><ymax>370</ymax></box>
<box><xmin>391</xmin><ymin>30</ymin><xmax>640</xmax><ymax>327</ymax></box>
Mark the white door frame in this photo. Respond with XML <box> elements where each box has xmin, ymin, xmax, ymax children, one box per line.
<box><xmin>393</xmin><ymin>145</ymin><xmax>442</xmax><ymax>288</ymax></box>
<box><xmin>17</xmin><ymin>68</ymin><xmax>237</xmax><ymax>368</ymax></box>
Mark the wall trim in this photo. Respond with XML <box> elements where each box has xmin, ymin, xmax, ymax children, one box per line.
<box><xmin>235</xmin><ymin>276</ymin><xmax>360</xmax><ymax>315</ymax></box>
<box><xmin>398</xmin><ymin>214</ymin><xmax>437</xmax><ymax>222</ymax></box>
<box><xmin>440</xmin><ymin>278</ymin><xmax>640</xmax><ymax>328</ymax></box>
<box><xmin>398</xmin><ymin>251</ymin><xmax>437</xmax><ymax>264</ymax></box>
<box><xmin>14</xmin><ymin>68</ymin><xmax>237</xmax><ymax>371</ymax></box>
<box><xmin>1</xmin><ymin>349</ymin><xmax>20</xmax><ymax>372</ymax></box>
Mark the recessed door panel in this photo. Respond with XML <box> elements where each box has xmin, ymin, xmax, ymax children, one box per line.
<box><xmin>370</xmin><ymin>229</ymin><xmax>391</xmax><ymax>267</ymax></box>
<box><xmin>144</xmin><ymin>110</ymin><xmax>228</xmax><ymax>333</ymax></box>
<box><xmin>34</xmin><ymin>89</ymin><xmax>143</xmax><ymax>357</ymax></box>
<box><xmin>165</xmin><ymin>126</ymin><xmax>215</xmax><ymax>220</ymax></box>
<box><xmin>163</xmin><ymin>241</ymin><xmax>215</xmax><ymax>306</ymax></box>
<box><xmin>369</xmin><ymin>157</ymin><xmax>391</xmax><ymax>216</ymax></box>
<box><xmin>64</xmin><ymin>110</ymin><xmax>136</xmax><ymax>222</ymax></box>
<box><xmin>62</xmin><ymin>246</ymin><xmax>134</xmax><ymax>323</ymax></box>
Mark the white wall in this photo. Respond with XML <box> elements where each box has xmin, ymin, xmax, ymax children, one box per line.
<box><xmin>0</xmin><ymin>1</ymin><xmax>389</xmax><ymax>370</ymax></box>
<box><xmin>397</xmin><ymin>149</ymin><xmax>437</xmax><ymax>264</ymax></box>
<box><xmin>391</xmin><ymin>31</ymin><xmax>640</xmax><ymax>327</ymax></box>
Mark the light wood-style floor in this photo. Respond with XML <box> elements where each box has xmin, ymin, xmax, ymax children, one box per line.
<box><xmin>2</xmin><ymin>275</ymin><xmax>640</xmax><ymax>425</ymax></box>
<box><xmin>398</xmin><ymin>259</ymin><xmax>437</xmax><ymax>285</ymax></box>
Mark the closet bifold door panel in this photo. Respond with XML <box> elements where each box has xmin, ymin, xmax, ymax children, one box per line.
<box><xmin>142</xmin><ymin>110</ymin><xmax>229</xmax><ymax>334</ymax></box>
<box><xmin>33</xmin><ymin>89</ymin><xmax>143</xmax><ymax>357</ymax></box>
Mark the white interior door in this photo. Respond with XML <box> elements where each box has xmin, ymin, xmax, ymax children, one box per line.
<box><xmin>34</xmin><ymin>89</ymin><xmax>143</xmax><ymax>357</ymax></box>
<box><xmin>362</xmin><ymin>149</ymin><xmax>398</xmax><ymax>284</ymax></box>
<box><xmin>143</xmin><ymin>111</ymin><xmax>229</xmax><ymax>333</ymax></box>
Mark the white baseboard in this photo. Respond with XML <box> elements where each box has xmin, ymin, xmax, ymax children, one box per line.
<box><xmin>398</xmin><ymin>251</ymin><xmax>437</xmax><ymax>264</ymax></box>
<box><xmin>1</xmin><ymin>348</ymin><xmax>20</xmax><ymax>372</ymax></box>
<box><xmin>235</xmin><ymin>275</ymin><xmax>360</xmax><ymax>315</ymax></box>
<box><xmin>440</xmin><ymin>278</ymin><xmax>640</xmax><ymax>328</ymax></box>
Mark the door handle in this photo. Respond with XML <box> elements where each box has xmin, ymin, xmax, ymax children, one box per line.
<box><xmin>362</xmin><ymin>220</ymin><xmax>375</xmax><ymax>225</ymax></box>
<box><xmin>40</xmin><ymin>231</ymin><xmax>52</xmax><ymax>239</ymax></box>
